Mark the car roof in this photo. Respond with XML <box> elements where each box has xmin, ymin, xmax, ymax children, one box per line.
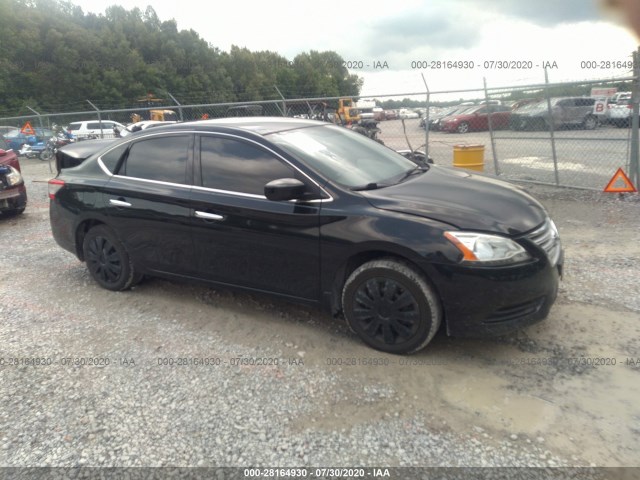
<box><xmin>154</xmin><ymin>117</ymin><xmax>330</xmax><ymax>136</ymax></box>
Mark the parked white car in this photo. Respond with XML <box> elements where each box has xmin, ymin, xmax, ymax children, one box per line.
<box><xmin>119</xmin><ymin>120</ymin><xmax>176</xmax><ymax>137</ymax></box>
<box><xmin>67</xmin><ymin>120</ymin><xmax>126</xmax><ymax>139</ymax></box>
<box><xmin>398</xmin><ymin>109</ymin><xmax>420</xmax><ymax>119</ymax></box>
<box><xmin>607</xmin><ymin>95</ymin><xmax>632</xmax><ymax>127</ymax></box>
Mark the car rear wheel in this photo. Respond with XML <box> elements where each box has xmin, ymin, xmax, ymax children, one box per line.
<box><xmin>456</xmin><ymin>122</ymin><xmax>470</xmax><ymax>133</ymax></box>
<box><xmin>342</xmin><ymin>259</ymin><xmax>441</xmax><ymax>354</ymax></box>
<box><xmin>582</xmin><ymin>115</ymin><xmax>597</xmax><ymax>130</ymax></box>
<box><xmin>83</xmin><ymin>225</ymin><xmax>141</xmax><ymax>291</ymax></box>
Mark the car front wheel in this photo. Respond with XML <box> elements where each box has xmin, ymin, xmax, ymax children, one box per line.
<box><xmin>456</xmin><ymin>122</ymin><xmax>470</xmax><ymax>133</ymax></box>
<box><xmin>83</xmin><ymin>225</ymin><xmax>141</xmax><ymax>291</ymax></box>
<box><xmin>342</xmin><ymin>259</ymin><xmax>442</xmax><ymax>354</ymax></box>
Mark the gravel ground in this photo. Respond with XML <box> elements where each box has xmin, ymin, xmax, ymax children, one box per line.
<box><xmin>1</xmin><ymin>158</ymin><xmax>639</xmax><ymax>476</ymax></box>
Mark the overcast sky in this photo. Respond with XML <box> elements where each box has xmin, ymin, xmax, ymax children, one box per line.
<box><xmin>70</xmin><ymin>0</ymin><xmax>638</xmax><ymax>99</ymax></box>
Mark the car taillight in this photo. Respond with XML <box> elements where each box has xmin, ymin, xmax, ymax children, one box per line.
<box><xmin>48</xmin><ymin>178</ymin><xmax>65</xmax><ymax>199</ymax></box>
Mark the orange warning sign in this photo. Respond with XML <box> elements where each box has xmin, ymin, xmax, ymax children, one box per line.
<box><xmin>20</xmin><ymin>121</ymin><xmax>36</xmax><ymax>135</ymax></box>
<box><xmin>603</xmin><ymin>167</ymin><xmax>637</xmax><ymax>193</ymax></box>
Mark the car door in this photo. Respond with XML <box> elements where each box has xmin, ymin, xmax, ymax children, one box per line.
<box><xmin>189</xmin><ymin>133</ymin><xmax>321</xmax><ymax>301</ymax></box>
<box><xmin>490</xmin><ymin>106</ymin><xmax>511</xmax><ymax>129</ymax></box>
<box><xmin>472</xmin><ymin>106</ymin><xmax>489</xmax><ymax>130</ymax></box>
<box><xmin>556</xmin><ymin>99</ymin><xmax>578</xmax><ymax>126</ymax></box>
<box><xmin>103</xmin><ymin>133</ymin><xmax>197</xmax><ymax>276</ymax></box>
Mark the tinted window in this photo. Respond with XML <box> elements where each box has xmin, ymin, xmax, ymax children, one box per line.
<box><xmin>68</xmin><ymin>123</ymin><xmax>81</xmax><ymax>131</ymax></box>
<box><xmin>87</xmin><ymin>122</ymin><xmax>112</xmax><ymax>130</ymax></box>
<box><xmin>200</xmin><ymin>136</ymin><xmax>294</xmax><ymax>195</ymax></box>
<box><xmin>121</xmin><ymin>135</ymin><xmax>190</xmax><ymax>184</ymax></box>
<box><xmin>576</xmin><ymin>98</ymin><xmax>595</xmax><ymax>107</ymax></box>
<box><xmin>100</xmin><ymin>143</ymin><xmax>129</xmax><ymax>173</ymax></box>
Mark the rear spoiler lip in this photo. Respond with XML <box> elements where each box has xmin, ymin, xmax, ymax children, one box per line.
<box><xmin>55</xmin><ymin>139</ymin><xmax>116</xmax><ymax>173</ymax></box>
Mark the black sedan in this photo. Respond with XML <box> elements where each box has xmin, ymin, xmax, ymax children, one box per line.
<box><xmin>49</xmin><ymin>118</ymin><xmax>562</xmax><ymax>354</ymax></box>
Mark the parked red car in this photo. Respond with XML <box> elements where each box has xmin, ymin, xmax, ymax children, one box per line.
<box><xmin>440</xmin><ymin>104</ymin><xmax>512</xmax><ymax>133</ymax></box>
<box><xmin>0</xmin><ymin>134</ymin><xmax>27</xmax><ymax>216</ymax></box>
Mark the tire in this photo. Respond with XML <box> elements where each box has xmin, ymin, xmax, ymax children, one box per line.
<box><xmin>456</xmin><ymin>122</ymin><xmax>469</xmax><ymax>134</ymax></box>
<box><xmin>82</xmin><ymin>225</ymin><xmax>141</xmax><ymax>291</ymax></box>
<box><xmin>582</xmin><ymin>115</ymin><xmax>597</xmax><ymax>130</ymax></box>
<box><xmin>2</xmin><ymin>206</ymin><xmax>25</xmax><ymax>216</ymax></box>
<box><xmin>341</xmin><ymin>259</ymin><xmax>441</xmax><ymax>354</ymax></box>
<box><xmin>40</xmin><ymin>148</ymin><xmax>53</xmax><ymax>161</ymax></box>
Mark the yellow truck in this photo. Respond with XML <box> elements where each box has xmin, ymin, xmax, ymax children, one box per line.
<box><xmin>130</xmin><ymin>110</ymin><xmax>178</xmax><ymax>123</ymax></box>
<box><xmin>336</xmin><ymin>98</ymin><xmax>360</xmax><ymax>124</ymax></box>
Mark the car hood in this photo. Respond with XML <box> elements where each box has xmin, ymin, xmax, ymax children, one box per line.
<box><xmin>360</xmin><ymin>166</ymin><xmax>547</xmax><ymax>235</ymax></box>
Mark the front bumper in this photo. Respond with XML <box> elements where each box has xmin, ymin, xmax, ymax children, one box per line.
<box><xmin>439</xmin><ymin>122</ymin><xmax>458</xmax><ymax>132</ymax></box>
<box><xmin>0</xmin><ymin>184</ymin><xmax>27</xmax><ymax>212</ymax></box>
<box><xmin>425</xmin><ymin>249</ymin><xmax>563</xmax><ymax>337</ymax></box>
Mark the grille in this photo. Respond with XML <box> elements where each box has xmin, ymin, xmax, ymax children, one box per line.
<box><xmin>524</xmin><ymin>218</ymin><xmax>561</xmax><ymax>267</ymax></box>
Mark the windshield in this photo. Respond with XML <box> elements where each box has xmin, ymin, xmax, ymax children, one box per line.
<box><xmin>269</xmin><ymin>125</ymin><xmax>418</xmax><ymax>189</ymax></box>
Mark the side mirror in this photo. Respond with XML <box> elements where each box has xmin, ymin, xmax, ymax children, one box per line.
<box><xmin>264</xmin><ymin>178</ymin><xmax>307</xmax><ymax>201</ymax></box>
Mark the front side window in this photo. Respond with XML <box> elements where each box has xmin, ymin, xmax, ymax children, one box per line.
<box><xmin>120</xmin><ymin>135</ymin><xmax>190</xmax><ymax>184</ymax></box>
<box><xmin>270</xmin><ymin>125</ymin><xmax>416</xmax><ymax>189</ymax></box>
<box><xmin>199</xmin><ymin>136</ymin><xmax>295</xmax><ymax>195</ymax></box>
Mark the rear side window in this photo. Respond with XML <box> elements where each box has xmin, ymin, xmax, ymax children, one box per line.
<box><xmin>199</xmin><ymin>136</ymin><xmax>294</xmax><ymax>195</ymax></box>
<box><xmin>100</xmin><ymin>143</ymin><xmax>129</xmax><ymax>173</ymax></box>
<box><xmin>121</xmin><ymin>135</ymin><xmax>190</xmax><ymax>184</ymax></box>
<box><xmin>68</xmin><ymin>123</ymin><xmax>81</xmax><ymax>131</ymax></box>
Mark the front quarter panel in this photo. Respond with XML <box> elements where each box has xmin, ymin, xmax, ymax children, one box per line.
<box><xmin>319</xmin><ymin>198</ymin><xmax>460</xmax><ymax>303</ymax></box>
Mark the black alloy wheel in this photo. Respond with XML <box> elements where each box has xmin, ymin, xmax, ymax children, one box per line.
<box><xmin>83</xmin><ymin>225</ymin><xmax>140</xmax><ymax>291</ymax></box>
<box><xmin>342</xmin><ymin>259</ymin><xmax>441</xmax><ymax>354</ymax></box>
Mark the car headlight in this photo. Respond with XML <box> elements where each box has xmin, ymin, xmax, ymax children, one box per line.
<box><xmin>444</xmin><ymin>231</ymin><xmax>531</xmax><ymax>265</ymax></box>
<box><xmin>4</xmin><ymin>166</ymin><xmax>23</xmax><ymax>187</ymax></box>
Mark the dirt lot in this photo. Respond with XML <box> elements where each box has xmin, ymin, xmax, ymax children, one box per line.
<box><xmin>1</xmin><ymin>157</ymin><xmax>639</xmax><ymax>469</ymax></box>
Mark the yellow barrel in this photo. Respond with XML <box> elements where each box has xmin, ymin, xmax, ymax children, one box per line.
<box><xmin>453</xmin><ymin>144</ymin><xmax>485</xmax><ymax>172</ymax></box>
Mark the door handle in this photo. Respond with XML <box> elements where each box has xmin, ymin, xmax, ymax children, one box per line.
<box><xmin>109</xmin><ymin>198</ymin><xmax>132</xmax><ymax>207</ymax></box>
<box><xmin>195</xmin><ymin>211</ymin><xmax>224</xmax><ymax>221</ymax></box>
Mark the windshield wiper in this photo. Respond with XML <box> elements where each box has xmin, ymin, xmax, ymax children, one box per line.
<box><xmin>351</xmin><ymin>182</ymin><xmax>385</xmax><ymax>191</ymax></box>
<box><xmin>397</xmin><ymin>165</ymin><xmax>428</xmax><ymax>183</ymax></box>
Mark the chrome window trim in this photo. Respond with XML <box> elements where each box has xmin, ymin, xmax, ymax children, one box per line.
<box><xmin>191</xmin><ymin>184</ymin><xmax>265</xmax><ymax>199</ymax></box>
<box><xmin>112</xmin><ymin>174</ymin><xmax>193</xmax><ymax>190</ymax></box>
<box><xmin>190</xmin><ymin>184</ymin><xmax>328</xmax><ymax>204</ymax></box>
<box><xmin>97</xmin><ymin>157</ymin><xmax>113</xmax><ymax>176</ymax></box>
<box><xmin>95</xmin><ymin>129</ymin><xmax>334</xmax><ymax>203</ymax></box>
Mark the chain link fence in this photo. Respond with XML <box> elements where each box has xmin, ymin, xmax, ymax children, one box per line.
<box><xmin>2</xmin><ymin>75</ymin><xmax>638</xmax><ymax>191</ymax></box>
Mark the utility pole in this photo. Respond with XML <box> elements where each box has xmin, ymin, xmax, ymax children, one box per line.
<box><xmin>630</xmin><ymin>47</ymin><xmax>640</xmax><ymax>188</ymax></box>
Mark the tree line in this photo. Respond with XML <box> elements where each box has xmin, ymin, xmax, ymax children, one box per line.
<box><xmin>0</xmin><ymin>0</ymin><xmax>363</xmax><ymax>116</ymax></box>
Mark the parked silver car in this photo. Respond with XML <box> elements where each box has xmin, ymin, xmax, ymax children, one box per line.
<box><xmin>510</xmin><ymin>97</ymin><xmax>599</xmax><ymax>130</ymax></box>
